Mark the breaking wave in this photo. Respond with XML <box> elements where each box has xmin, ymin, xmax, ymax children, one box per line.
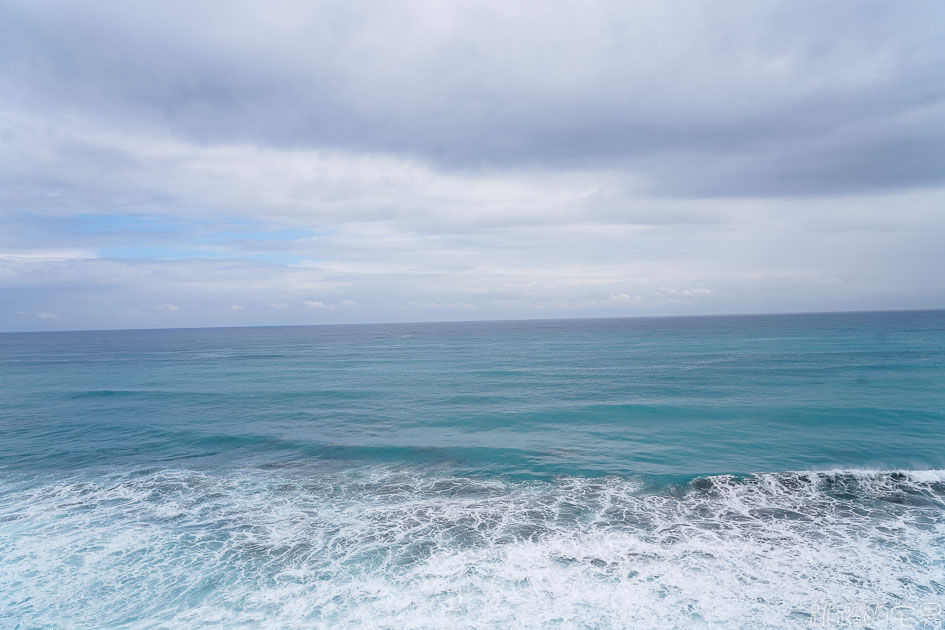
<box><xmin>2</xmin><ymin>467</ymin><xmax>944</xmax><ymax>629</ymax></box>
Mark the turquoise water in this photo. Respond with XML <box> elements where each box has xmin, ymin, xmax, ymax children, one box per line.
<box><xmin>2</xmin><ymin>311</ymin><xmax>945</xmax><ymax>628</ymax></box>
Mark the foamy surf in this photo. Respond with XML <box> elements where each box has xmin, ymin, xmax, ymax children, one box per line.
<box><xmin>2</xmin><ymin>467</ymin><xmax>943</xmax><ymax>629</ymax></box>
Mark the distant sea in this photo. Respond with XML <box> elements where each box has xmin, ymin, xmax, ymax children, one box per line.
<box><xmin>2</xmin><ymin>310</ymin><xmax>944</xmax><ymax>628</ymax></box>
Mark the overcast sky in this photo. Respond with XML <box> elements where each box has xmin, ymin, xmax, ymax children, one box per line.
<box><xmin>1</xmin><ymin>0</ymin><xmax>944</xmax><ymax>331</ymax></box>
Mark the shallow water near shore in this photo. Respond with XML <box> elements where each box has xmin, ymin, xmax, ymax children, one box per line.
<box><xmin>2</xmin><ymin>311</ymin><xmax>945</xmax><ymax>628</ymax></box>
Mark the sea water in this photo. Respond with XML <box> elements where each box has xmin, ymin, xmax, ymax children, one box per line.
<box><xmin>1</xmin><ymin>311</ymin><xmax>944</xmax><ymax>628</ymax></box>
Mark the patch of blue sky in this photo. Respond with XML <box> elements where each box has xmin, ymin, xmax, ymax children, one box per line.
<box><xmin>77</xmin><ymin>214</ymin><xmax>319</xmax><ymax>264</ymax></box>
<box><xmin>99</xmin><ymin>246</ymin><xmax>304</xmax><ymax>265</ymax></box>
<box><xmin>74</xmin><ymin>213</ymin><xmax>190</xmax><ymax>234</ymax></box>
<box><xmin>195</xmin><ymin>228</ymin><xmax>319</xmax><ymax>243</ymax></box>
<box><xmin>76</xmin><ymin>214</ymin><xmax>323</xmax><ymax>240</ymax></box>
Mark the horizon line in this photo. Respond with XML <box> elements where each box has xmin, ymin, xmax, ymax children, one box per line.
<box><xmin>2</xmin><ymin>306</ymin><xmax>943</xmax><ymax>335</ymax></box>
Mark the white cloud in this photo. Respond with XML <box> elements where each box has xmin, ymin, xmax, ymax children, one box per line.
<box><xmin>304</xmin><ymin>299</ymin><xmax>357</xmax><ymax>310</ymax></box>
<box><xmin>0</xmin><ymin>250</ymin><xmax>97</xmax><ymax>262</ymax></box>
<box><xmin>0</xmin><ymin>111</ymin><xmax>598</xmax><ymax>232</ymax></box>
<box><xmin>407</xmin><ymin>301</ymin><xmax>476</xmax><ymax>310</ymax></box>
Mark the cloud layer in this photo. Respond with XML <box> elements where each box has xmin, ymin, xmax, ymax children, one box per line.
<box><xmin>1</xmin><ymin>0</ymin><xmax>944</xmax><ymax>330</ymax></box>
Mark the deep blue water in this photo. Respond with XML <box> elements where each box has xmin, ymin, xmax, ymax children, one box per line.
<box><xmin>2</xmin><ymin>311</ymin><xmax>945</xmax><ymax>628</ymax></box>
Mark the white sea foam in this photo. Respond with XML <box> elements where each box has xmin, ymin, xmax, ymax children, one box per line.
<box><xmin>1</xmin><ymin>468</ymin><xmax>944</xmax><ymax>629</ymax></box>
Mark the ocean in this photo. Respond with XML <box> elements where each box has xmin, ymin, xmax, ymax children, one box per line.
<box><xmin>2</xmin><ymin>310</ymin><xmax>944</xmax><ymax>628</ymax></box>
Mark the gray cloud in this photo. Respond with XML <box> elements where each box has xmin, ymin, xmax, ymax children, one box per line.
<box><xmin>2</xmin><ymin>0</ymin><xmax>944</xmax><ymax>196</ymax></box>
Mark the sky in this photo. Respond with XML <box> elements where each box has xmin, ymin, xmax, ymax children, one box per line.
<box><xmin>1</xmin><ymin>0</ymin><xmax>944</xmax><ymax>331</ymax></box>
